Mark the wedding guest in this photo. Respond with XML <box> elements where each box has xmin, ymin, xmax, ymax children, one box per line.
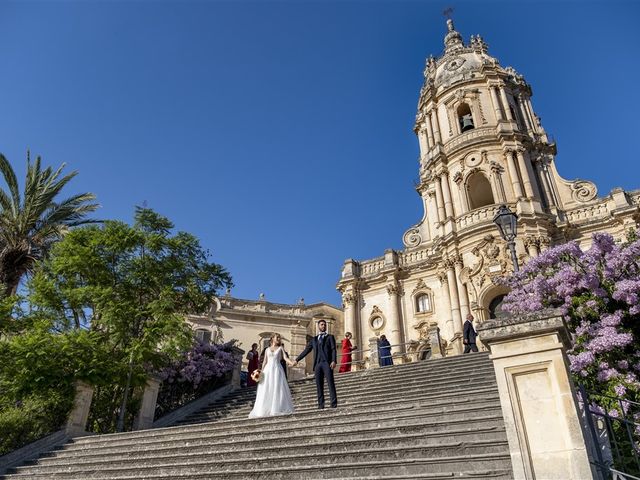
<box><xmin>339</xmin><ymin>332</ymin><xmax>357</xmax><ymax>373</ymax></box>
<box><xmin>246</xmin><ymin>343</ymin><xmax>260</xmax><ymax>387</ymax></box>
<box><xmin>378</xmin><ymin>334</ymin><xmax>393</xmax><ymax>367</ymax></box>
<box><xmin>463</xmin><ymin>313</ymin><xmax>479</xmax><ymax>353</ymax></box>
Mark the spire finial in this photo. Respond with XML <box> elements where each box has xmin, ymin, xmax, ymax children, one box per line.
<box><xmin>443</xmin><ymin>7</ymin><xmax>454</xmax><ymax>30</ymax></box>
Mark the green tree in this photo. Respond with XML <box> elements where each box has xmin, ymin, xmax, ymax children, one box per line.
<box><xmin>0</xmin><ymin>152</ymin><xmax>99</xmax><ymax>297</ymax></box>
<box><xmin>28</xmin><ymin>207</ymin><xmax>232</xmax><ymax>431</ymax></box>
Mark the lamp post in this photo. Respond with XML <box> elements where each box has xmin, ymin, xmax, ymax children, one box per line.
<box><xmin>493</xmin><ymin>205</ymin><xmax>519</xmax><ymax>272</ymax></box>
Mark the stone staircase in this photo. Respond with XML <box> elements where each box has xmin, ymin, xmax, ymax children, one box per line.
<box><xmin>1</xmin><ymin>352</ymin><xmax>514</xmax><ymax>479</ymax></box>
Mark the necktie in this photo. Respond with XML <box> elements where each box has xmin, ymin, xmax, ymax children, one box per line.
<box><xmin>319</xmin><ymin>333</ymin><xmax>325</xmax><ymax>343</ymax></box>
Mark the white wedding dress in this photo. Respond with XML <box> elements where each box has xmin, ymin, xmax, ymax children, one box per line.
<box><xmin>248</xmin><ymin>346</ymin><xmax>295</xmax><ymax>418</ymax></box>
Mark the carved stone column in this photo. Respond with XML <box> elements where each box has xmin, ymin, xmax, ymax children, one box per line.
<box><xmin>66</xmin><ymin>381</ymin><xmax>94</xmax><ymax>436</ymax></box>
<box><xmin>453</xmin><ymin>255</ymin><xmax>470</xmax><ymax>320</ymax></box>
<box><xmin>437</xmin><ymin>271</ymin><xmax>454</xmax><ymax>342</ymax></box>
<box><xmin>505</xmin><ymin>149</ymin><xmax>524</xmax><ymax>199</ymax></box>
<box><xmin>430</xmin><ymin>108</ymin><xmax>442</xmax><ymax>144</ymax></box>
<box><xmin>499</xmin><ymin>86</ymin><xmax>514</xmax><ymax>121</ymax></box>
<box><xmin>477</xmin><ymin>311</ymin><xmax>593</xmax><ymax>480</ymax></box>
<box><xmin>425</xmin><ymin>114</ymin><xmax>435</xmax><ymax>147</ymax></box>
<box><xmin>515</xmin><ymin>148</ymin><xmax>534</xmax><ymax>198</ymax></box>
<box><xmin>418</xmin><ymin>127</ymin><xmax>429</xmax><ymax>154</ymax></box>
<box><xmin>534</xmin><ymin>159</ymin><xmax>557</xmax><ymax>208</ymax></box>
<box><xmin>490</xmin><ymin>86</ymin><xmax>505</xmax><ymax>122</ymax></box>
<box><xmin>444</xmin><ymin>260</ymin><xmax>463</xmax><ymax>351</ymax></box>
<box><xmin>524</xmin><ymin>236</ymin><xmax>540</xmax><ymax>257</ymax></box>
<box><xmin>386</xmin><ymin>283</ymin><xmax>404</xmax><ymax>355</ymax></box>
<box><xmin>440</xmin><ymin>170</ymin><xmax>454</xmax><ymax>218</ymax></box>
<box><xmin>490</xmin><ymin>161</ymin><xmax>507</xmax><ymax>203</ymax></box>
<box><xmin>453</xmin><ymin>171</ymin><xmax>468</xmax><ymax>214</ymax></box>
<box><xmin>434</xmin><ymin>175</ymin><xmax>446</xmax><ymax>222</ymax></box>
<box><xmin>517</xmin><ymin>95</ymin><xmax>533</xmax><ymax>132</ymax></box>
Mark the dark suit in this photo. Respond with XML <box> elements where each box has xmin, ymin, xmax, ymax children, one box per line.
<box><xmin>463</xmin><ymin>320</ymin><xmax>478</xmax><ymax>353</ymax></box>
<box><xmin>296</xmin><ymin>333</ymin><xmax>338</xmax><ymax>408</ymax></box>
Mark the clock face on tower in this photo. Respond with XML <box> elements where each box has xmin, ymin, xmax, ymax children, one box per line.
<box><xmin>371</xmin><ymin>316</ymin><xmax>384</xmax><ymax>330</ymax></box>
<box><xmin>445</xmin><ymin>56</ymin><xmax>466</xmax><ymax>72</ymax></box>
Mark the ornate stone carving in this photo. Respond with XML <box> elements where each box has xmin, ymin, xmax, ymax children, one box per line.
<box><xmin>452</xmin><ymin>171</ymin><xmax>463</xmax><ymax>184</ymax></box>
<box><xmin>386</xmin><ymin>283</ymin><xmax>401</xmax><ymax>296</ymax></box>
<box><xmin>403</xmin><ymin>227</ymin><xmax>422</xmax><ymax>248</ymax></box>
<box><xmin>571</xmin><ymin>180</ymin><xmax>597</xmax><ymax>203</ymax></box>
<box><xmin>412</xmin><ymin>278</ymin><xmax>428</xmax><ymax>294</ymax></box>
<box><xmin>342</xmin><ymin>293</ymin><xmax>356</xmax><ymax>307</ymax></box>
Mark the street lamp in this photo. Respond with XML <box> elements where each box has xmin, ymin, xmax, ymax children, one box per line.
<box><xmin>493</xmin><ymin>205</ymin><xmax>519</xmax><ymax>272</ymax></box>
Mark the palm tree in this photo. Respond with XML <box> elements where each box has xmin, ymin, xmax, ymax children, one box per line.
<box><xmin>0</xmin><ymin>152</ymin><xmax>99</xmax><ymax>296</ymax></box>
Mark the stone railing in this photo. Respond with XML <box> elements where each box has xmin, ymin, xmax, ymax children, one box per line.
<box><xmin>564</xmin><ymin>201</ymin><xmax>610</xmax><ymax>224</ymax></box>
<box><xmin>455</xmin><ymin>204</ymin><xmax>501</xmax><ymax>231</ymax></box>
<box><xmin>359</xmin><ymin>257</ymin><xmax>385</xmax><ymax>277</ymax></box>
<box><xmin>443</xmin><ymin>126</ymin><xmax>494</xmax><ymax>154</ymax></box>
<box><xmin>398</xmin><ymin>248</ymin><xmax>433</xmax><ymax>267</ymax></box>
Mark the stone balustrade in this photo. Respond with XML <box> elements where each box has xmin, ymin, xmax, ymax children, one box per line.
<box><xmin>455</xmin><ymin>204</ymin><xmax>501</xmax><ymax>230</ymax></box>
<box><xmin>443</xmin><ymin>126</ymin><xmax>494</xmax><ymax>154</ymax></box>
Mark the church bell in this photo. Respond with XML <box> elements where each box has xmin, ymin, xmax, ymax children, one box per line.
<box><xmin>460</xmin><ymin>114</ymin><xmax>475</xmax><ymax>132</ymax></box>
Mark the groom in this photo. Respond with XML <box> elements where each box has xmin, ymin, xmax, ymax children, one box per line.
<box><xmin>294</xmin><ymin>319</ymin><xmax>338</xmax><ymax>409</ymax></box>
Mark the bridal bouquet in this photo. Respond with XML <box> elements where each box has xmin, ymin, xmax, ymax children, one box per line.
<box><xmin>251</xmin><ymin>369</ymin><xmax>262</xmax><ymax>383</ymax></box>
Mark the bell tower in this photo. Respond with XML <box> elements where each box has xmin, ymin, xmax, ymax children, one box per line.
<box><xmin>338</xmin><ymin>18</ymin><xmax>635</xmax><ymax>360</ymax></box>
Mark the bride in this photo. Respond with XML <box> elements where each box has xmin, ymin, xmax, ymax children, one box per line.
<box><xmin>248</xmin><ymin>333</ymin><xmax>296</xmax><ymax>418</ymax></box>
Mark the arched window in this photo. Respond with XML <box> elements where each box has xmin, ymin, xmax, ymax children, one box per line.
<box><xmin>195</xmin><ymin>329</ymin><xmax>212</xmax><ymax>344</ymax></box>
<box><xmin>416</xmin><ymin>294</ymin><xmax>432</xmax><ymax>313</ymax></box>
<box><xmin>467</xmin><ymin>172</ymin><xmax>495</xmax><ymax>210</ymax></box>
<box><xmin>457</xmin><ymin>103</ymin><xmax>475</xmax><ymax>132</ymax></box>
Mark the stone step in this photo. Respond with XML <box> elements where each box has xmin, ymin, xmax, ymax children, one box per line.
<box><xmin>35</xmin><ymin>425</ymin><xmax>507</xmax><ymax>465</ymax></box>
<box><xmin>5</xmin><ymin>452</ymin><xmax>512</xmax><ymax>479</ymax></box>
<box><xmin>56</xmin><ymin>410</ymin><xmax>506</xmax><ymax>456</ymax></box>
<box><xmin>178</xmin><ymin>382</ymin><xmax>499</xmax><ymax>425</ymax></box>
<box><xmin>186</xmin><ymin>376</ymin><xmax>498</xmax><ymax>412</ymax></box>
<box><xmin>50</xmin><ymin>399</ymin><xmax>503</xmax><ymax>455</ymax></box>
<box><xmin>214</xmin><ymin>364</ymin><xmax>497</xmax><ymax>402</ymax></box>
<box><xmin>22</xmin><ymin>438</ymin><xmax>509</xmax><ymax>473</ymax></box>
<box><xmin>182</xmin><ymin>386</ymin><xmax>500</xmax><ymax>425</ymax></box>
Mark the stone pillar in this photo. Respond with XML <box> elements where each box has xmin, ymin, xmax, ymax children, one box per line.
<box><xmin>386</xmin><ymin>283</ymin><xmax>404</xmax><ymax>355</ymax></box>
<box><xmin>445</xmin><ymin>262</ymin><xmax>463</xmax><ymax>352</ymax></box>
<box><xmin>425</xmin><ymin>114</ymin><xmax>435</xmax><ymax>147</ymax></box>
<box><xmin>434</xmin><ymin>176</ymin><xmax>446</xmax><ymax>222</ymax></box>
<box><xmin>65</xmin><ymin>381</ymin><xmax>94</xmax><ymax>436</ymax></box>
<box><xmin>505</xmin><ymin>149</ymin><xmax>524</xmax><ymax>199</ymax></box>
<box><xmin>515</xmin><ymin>148</ymin><xmax>534</xmax><ymax>198</ymax></box>
<box><xmin>440</xmin><ymin>172</ymin><xmax>454</xmax><ymax>218</ymax></box>
<box><xmin>230</xmin><ymin>346</ymin><xmax>245</xmax><ymax>388</ymax></box>
<box><xmin>477</xmin><ymin>311</ymin><xmax>593</xmax><ymax>480</ymax></box>
<box><xmin>499</xmin><ymin>86</ymin><xmax>514</xmax><ymax>121</ymax></box>
<box><xmin>427</xmin><ymin>322</ymin><xmax>443</xmax><ymax>359</ymax></box>
<box><xmin>368</xmin><ymin>336</ymin><xmax>380</xmax><ymax>369</ymax></box>
<box><xmin>525</xmin><ymin>98</ymin><xmax>538</xmax><ymax>133</ymax></box>
<box><xmin>453</xmin><ymin>256</ymin><xmax>470</xmax><ymax>320</ymax></box>
<box><xmin>430</xmin><ymin>108</ymin><xmax>442</xmax><ymax>144</ymax></box>
<box><xmin>133</xmin><ymin>375</ymin><xmax>162</xmax><ymax>431</ymax></box>
<box><xmin>417</xmin><ymin>128</ymin><xmax>429</xmax><ymax>154</ymax></box>
<box><xmin>518</xmin><ymin>95</ymin><xmax>533</xmax><ymax>132</ymax></box>
<box><xmin>490</xmin><ymin>86</ymin><xmax>505</xmax><ymax>122</ymax></box>
<box><xmin>438</xmin><ymin>272</ymin><xmax>454</xmax><ymax>342</ymax></box>
<box><xmin>490</xmin><ymin>162</ymin><xmax>507</xmax><ymax>203</ymax></box>
<box><xmin>535</xmin><ymin>160</ymin><xmax>556</xmax><ymax>208</ymax></box>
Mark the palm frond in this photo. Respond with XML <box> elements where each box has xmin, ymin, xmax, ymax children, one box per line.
<box><xmin>0</xmin><ymin>154</ymin><xmax>20</xmax><ymax>214</ymax></box>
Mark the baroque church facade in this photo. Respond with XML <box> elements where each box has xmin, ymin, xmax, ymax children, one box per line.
<box><xmin>336</xmin><ymin>19</ymin><xmax>639</xmax><ymax>363</ymax></box>
<box><xmin>198</xmin><ymin>19</ymin><xmax>638</xmax><ymax>374</ymax></box>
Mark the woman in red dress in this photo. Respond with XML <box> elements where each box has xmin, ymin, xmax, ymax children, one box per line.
<box><xmin>339</xmin><ymin>332</ymin><xmax>356</xmax><ymax>373</ymax></box>
<box><xmin>246</xmin><ymin>343</ymin><xmax>260</xmax><ymax>387</ymax></box>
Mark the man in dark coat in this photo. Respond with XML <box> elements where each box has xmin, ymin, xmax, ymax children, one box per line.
<box><xmin>378</xmin><ymin>334</ymin><xmax>393</xmax><ymax>366</ymax></box>
<box><xmin>463</xmin><ymin>313</ymin><xmax>478</xmax><ymax>353</ymax></box>
<box><xmin>294</xmin><ymin>319</ymin><xmax>338</xmax><ymax>409</ymax></box>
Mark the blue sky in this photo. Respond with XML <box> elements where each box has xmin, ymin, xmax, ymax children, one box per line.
<box><xmin>0</xmin><ymin>1</ymin><xmax>638</xmax><ymax>307</ymax></box>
